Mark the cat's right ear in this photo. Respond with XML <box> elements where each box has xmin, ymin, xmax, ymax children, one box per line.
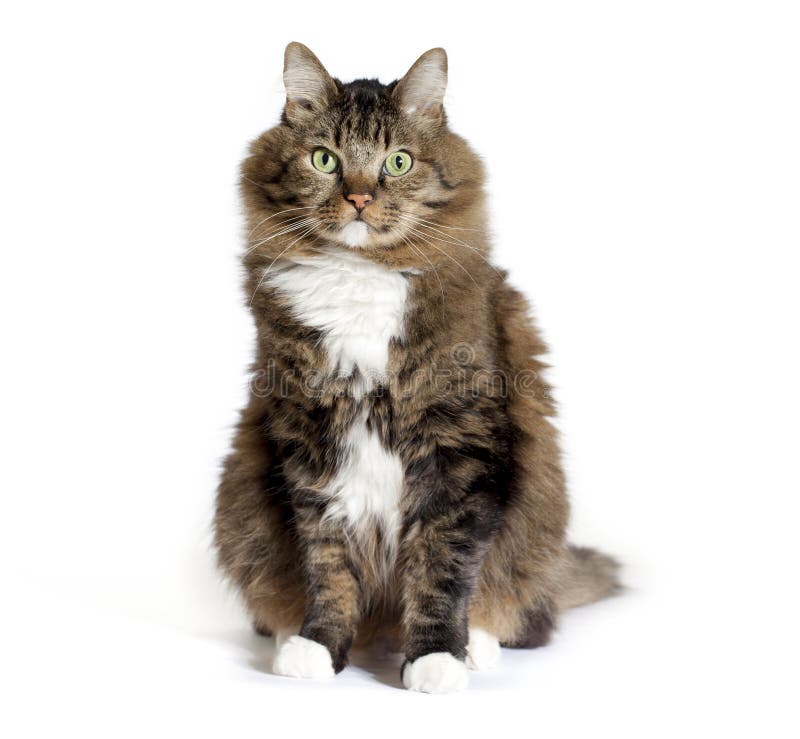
<box><xmin>283</xmin><ymin>42</ymin><xmax>337</xmax><ymax>122</ymax></box>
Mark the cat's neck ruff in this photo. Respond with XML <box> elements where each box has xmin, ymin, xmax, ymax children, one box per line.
<box><xmin>262</xmin><ymin>246</ymin><xmax>411</xmax><ymax>389</ymax></box>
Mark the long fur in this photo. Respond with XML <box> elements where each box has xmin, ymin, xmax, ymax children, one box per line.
<box><xmin>215</xmin><ymin>43</ymin><xmax>620</xmax><ymax>688</ymax></box>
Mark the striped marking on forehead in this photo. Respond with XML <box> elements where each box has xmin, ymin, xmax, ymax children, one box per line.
<box><xmin>330</xmin><ymin>83</ymin><xmax>397</xmax><ymax>153</ymax></box>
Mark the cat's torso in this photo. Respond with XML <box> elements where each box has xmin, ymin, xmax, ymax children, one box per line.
<box><xmin>254</xmin><ymin>244</ymin><xmax>527</xmax><ymax>608</ymax></box>
<box><xmin>262</xmin><ymin>248</ymin><xmax>418</xmax><ymax>585</ymax></box>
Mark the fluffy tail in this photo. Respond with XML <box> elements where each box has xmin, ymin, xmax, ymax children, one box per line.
<box><xmin>555</xmin><ymin>544</ymin><xmax>622</xmax><ymax>611</ymax></box>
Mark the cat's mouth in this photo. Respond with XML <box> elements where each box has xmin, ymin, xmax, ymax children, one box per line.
<box><xmin>351</xmin><ymin>212</ymin><xmax>375</xmax><ymax>226</ymax></box>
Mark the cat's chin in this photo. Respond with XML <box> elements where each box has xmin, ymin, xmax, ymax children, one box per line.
<box><xmin>337</xmin><ymin>220</ymin><xmax>369</xmax><ymax>248</ymax></box>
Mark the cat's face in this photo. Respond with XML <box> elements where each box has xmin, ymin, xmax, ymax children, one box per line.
<box><xmin>242</xmin><ymin>44</ymin><xmax>485</xmax><ymax>261</ymax></box>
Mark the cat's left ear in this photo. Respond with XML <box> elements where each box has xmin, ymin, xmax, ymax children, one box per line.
<box><xmin>283</xmin><ymin>42</ymin><xmax>337</xmax><ymax>121</ymax></box>
<box><xmin>393</xmin><ymin>48</ymin><xmax>448</xmax><ymax>120</ymax></box>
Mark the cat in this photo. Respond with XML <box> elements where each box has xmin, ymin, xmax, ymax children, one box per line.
<box><xmin>214</xmin><ymin>42</ymin><xmax>620</xmax><ymax>694</ymax></box>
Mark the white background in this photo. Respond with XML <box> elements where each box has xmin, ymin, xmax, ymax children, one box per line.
<box><xmin>1</xmin><ymin>1</ymin><xmax>798</xmax><ymax>736</ymax></box>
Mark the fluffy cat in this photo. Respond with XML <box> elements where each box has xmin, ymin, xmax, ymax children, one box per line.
<box><xmin>215</xmin><ymin>42</ymin><xmax>620</xmax><ymax>694</ymax></box>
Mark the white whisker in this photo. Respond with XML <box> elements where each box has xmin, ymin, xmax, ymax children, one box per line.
<box><xmin>249</xmin><ymin>222</ymin><xmax>322</xmax><ymax>305</ymax></box>
<box><xmin>402</xmin><ymin>225</ymin><xmax>479</xmax><ymax>286</ymax></box>
<box><xmin>246</xmin><ymin>217</ymin><xmax>320</xmax><ymax>254</ymax></box>
<box><xmin>247</xmin><ymin>206</ymin><xmax>316</xmax><ymax>237</ymax></box>
<box><xmin>396</xmin><ymin>211</ymin><xmax>482</xmax><ymax>232</ymax></box>
<box><xmin>395</xmin><ymin>215</ymin><xmax>503</xmax><ymax>275</ymax></box>
<box><xmin>397</xmin><ymin>230</ymin><xmax>446</xmax><ymax>317</ymax></box>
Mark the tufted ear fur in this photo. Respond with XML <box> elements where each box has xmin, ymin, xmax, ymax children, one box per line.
<box><xmin>393</xmin><ymin>48</ymin><xmax>448</xmax><ymax>119</ymax></box>
<box><xmin>283</xmin><ymin>42</ymin><xmax>337</xmax><ymax>121</ymax></box>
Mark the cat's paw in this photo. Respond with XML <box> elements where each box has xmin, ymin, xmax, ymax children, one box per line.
<box><xmin>272</xmin><ymin>635</ymin><xmax>335</xmax><ymax>679</ymax></box>
<box><xmin>274</xmin><ymin>627</ymin><xmax>298</xmax><ymax>651</ymax></box>
<box><xmin>466</xmin><ymin>627</ymin><xmax>501</xmax><ymax>670</ymax></box>
<box><xmin>402</xmin><ymin>652</ymin><xmax>469</xmax><ymax>694</ymax></box>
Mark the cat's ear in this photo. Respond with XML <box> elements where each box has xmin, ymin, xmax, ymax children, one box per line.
<box><xmin>283</xmin><ymin>42</ymin><xmax>337</xmax><ymax>121</ymax></box>
<box><xmin>393</xmin><ymin>48</ymin><xmax>448</xmax><ymax>119</ymax></box>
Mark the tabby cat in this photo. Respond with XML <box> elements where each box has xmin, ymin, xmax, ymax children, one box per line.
<box><xmin>215</xmin><ymin>42</ymin><xmax>619</xmax><ymax>693</ymax></box>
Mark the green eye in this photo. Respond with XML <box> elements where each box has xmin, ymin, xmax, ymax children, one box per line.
<box><xmin>312</xmin><ymin>148</ymin><xmax>338</xmax><ymax>173</ymax></box>
<box><xmin>384</xmin><ymin>151</ymin><xmax>413</xmax><ymax>177</ymax></box>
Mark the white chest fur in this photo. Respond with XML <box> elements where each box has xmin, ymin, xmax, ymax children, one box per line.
<box><xmin>263</xmin><ymin>248</ymin><xmax>409</xmax><ymax>559</ymax></box>
<box><xmin>263</xmin><ymin>247</ymin><xmax>410</xmax><ymax>384</ymax></box>
<box><xmin>322</xmin><ymin>409</ymin><xmax>404</xmax><ymax>554</ymax></box>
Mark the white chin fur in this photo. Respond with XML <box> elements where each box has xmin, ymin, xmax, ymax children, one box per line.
<box><xmin>272</xmin><ymin>635</ymin><xmax>335</xmax><ymax>679</ymax></box>
<box><xmin>466</xmin><ymin>628</ymin><xmax>501</xmax><ymax>670</ymax></box>
<box><xmin>339</xmin><ymin>220</ymin><xmax>369</xmax><ymax>248</ymax></box>
<box><xmin>402</xmin><ymin>652</ymin><xmax>469</xmax><ymax>694</ymax></box>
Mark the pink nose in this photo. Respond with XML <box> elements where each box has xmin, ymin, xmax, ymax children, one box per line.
<box><xmin>346</xmin><ymin>192</ymin><xmax>374</xmax><ymax>211</ymax></box>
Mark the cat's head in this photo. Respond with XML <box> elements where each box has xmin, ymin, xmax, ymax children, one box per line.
<box><xmin>242</xmin><ymin>43</ymin><xmax>485</xmax><ymax>262</ymax></box>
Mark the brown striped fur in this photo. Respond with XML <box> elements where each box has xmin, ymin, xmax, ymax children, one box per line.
<box><xmin>215</xmin><ymin>43</ymin><xmax>620</xmax><ymax>681</ymax></box>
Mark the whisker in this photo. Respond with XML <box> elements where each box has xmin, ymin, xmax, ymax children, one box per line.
<box><xmin>249</xmin><ymin>222</ymin><xmax>322</xmax><ymax>305</ymax></box>
<box><xmin>251</xmin><ymin>215</ymin><xmax>320</xmax><ymax>243</ymax></box>
<box><xmin>246</xmin><ymin>216</ymin><xmax>318</xmax><ymax>252</ymax></box>
<box><xmin>247</xmin><ymin>206</ymin><xmax>316</xmax><ymax>237</ymax></box>
<box><xmin>396</xmin><ymin>211</ymin><xmax>482</xmax><ymax>232</ymax></box>
<box><xmin>395</xmin><ymin>215</ymin><xmax>503</xmax><ymax>275</ymax></box>
<box><xmin>246</xmin><ymin>217</ymin><xmax>320</xmax><ymax>254</ymax></box>
<box><xmin>396</xmin><ymin>230</ymin><xmax>445</xmax><ymax>317</ymax></box>
<box><xmin>402</xmin><ymin>226</ymin><xmax>479</xmax><ymax>286</ymax></box>
<box><xmin>252</xmin><ymin>213</ymin><xmax>317</xmax><ymax>235</ymax></box>
<box><xmin>396</xmin><ymin>214</ymin><xmax>480</xmax><ymax>249</ymax></box>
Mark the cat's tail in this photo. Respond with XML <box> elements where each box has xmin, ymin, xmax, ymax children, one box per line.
<box><xmin>556</xmin><ymin>544</ymin><xmax>623</xmax><ymax>610</ymax></box>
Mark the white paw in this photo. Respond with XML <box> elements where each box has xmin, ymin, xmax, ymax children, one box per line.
<box><xmin>466</xmin><ymin>627</ymin><xmax>501</xmax><ymax>670</ymax></box>
<box><xmin>274</xmin><ymin>627</ymin><xmax>298</xmax><ymax>651</ymax></box>
<box><xmin>272</xmin><ymin>635</ymin><xmax>335</xmax><ymax>679</ymax></box>
<box><xmin>402</xmin><ymin>652</ymin><xmax>469</xmax><ymax>694</ymax></box>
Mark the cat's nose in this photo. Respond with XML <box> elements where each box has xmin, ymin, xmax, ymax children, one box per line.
<box><xmin>345</xmin><ymin>192</ymin><xmax>374</xmax><ymax>211</ymax></box>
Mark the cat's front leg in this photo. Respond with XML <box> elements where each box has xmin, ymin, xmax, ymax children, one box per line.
<box><xmin>272</xmin><ymin>509</ymin><xmax>361</xmax><ymax>679</ymax></box>
<box><xmin>398</xmin><ymin>483</ymin><xmax>499</xmax><ymax>694</ymax></box>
